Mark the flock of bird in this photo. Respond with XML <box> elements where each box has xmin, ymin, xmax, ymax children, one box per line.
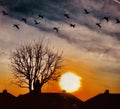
<box><xmin>1</xmin><ymin>8</ymin><xmax>120</xmax><ymax>32</ymax></box>
<box><xmin>1</xmin><ymin>10</ymin><xmax>42</xmax><ymax>30</ymax></box>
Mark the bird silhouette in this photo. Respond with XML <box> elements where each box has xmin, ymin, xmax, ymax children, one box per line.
<box><xmin>103</xmin><ymin>17</ymin><xmax>109</xmax><ymax>22</ymax></box>
<box><xmin>70</xmin><ymin>24</ymin><xmax>76</xmax><ymax>28</ymax></box>
<box><xmin>13</xmin><ymin>24</ymin><xmax>20</xmax><ymax>29</ymax></box>
<box><xmin>21</xmin><ymin>18</ymin><xmax>27</xmax><ymax>23</ymax></box>
<box><xmin>53</xmin><ymin>27</ymin><xmax>59</xmax><ymax>32</ymax></box>
<box><xmin>84</xmin><ymin>9</ymin><xmax>90</xmax><ymax>14</ymax></box>
<box><xmin>64</xmin><ymin>13</ymin><xmax>70</xmax><ymax>19</ymax></box>
<box><xmin>115</xmin><ymin>18</ymin><xmax>120</xmax><ymax>23</ymax></box>
<box><xmin>34</xmin><ymin>20</ymin><xmax>40</xmax><ymax>24</ymax></box>
<box><xmin>38</xmin><ymin>14</ymin><xmax>43</xmax><ymax>19</ymax></box>
<box><xmin>96</xmin><ymin>23</ymin><xmax>101</xmax><ymax>28</ymax></box>
<box><xmin>1</xmin><ymin>10</ymin><xmax>8</xmax><ymax>15</ymax></box>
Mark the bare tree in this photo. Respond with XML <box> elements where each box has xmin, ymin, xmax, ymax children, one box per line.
<box><xmin>10</xmin><ymin>41</ymin><xmax>62</xmax><ymax>93</ymax></box>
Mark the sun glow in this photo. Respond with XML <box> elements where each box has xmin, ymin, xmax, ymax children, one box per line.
<box><xmin>59</xmin><ymin>72</ymin><xmax>82</xmax><ymax>93</ymax></box>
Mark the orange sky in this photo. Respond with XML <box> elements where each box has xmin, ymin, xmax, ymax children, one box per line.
<box><xmin>0</xmin><ymin>58</ymin><xmax>119</xmax><ymax>101</ymax></box>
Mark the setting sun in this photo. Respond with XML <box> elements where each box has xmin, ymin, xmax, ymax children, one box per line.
<box><xmin>59</xmin><ymin>72</ymin><xmax>82</xmax><ymax>93</ymax></box>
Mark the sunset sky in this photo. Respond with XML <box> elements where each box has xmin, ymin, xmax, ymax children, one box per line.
<box><xmin>0</xmin><ymin>0</ymin><xmax>120</xmax><ymax>101</ymax></box>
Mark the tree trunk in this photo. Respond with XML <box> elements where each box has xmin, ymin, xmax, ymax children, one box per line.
<box><xmin>29</xmin><ymin>80</ymin><xmax>32</xmax><ymax>93</ymax></box>
<box><xmin>39</xmin><ymin>86</ymin><xmax>42</xmax><ymax>93</ymax></box>
<box><xmin>39</xmin><ymin>83</ymin><xmax>44</xmax><ymax>93</ymax></box>
<box><xmin>33</xmin><ymin>80</ymin><xmax>42</xmax><ymax>93</ymax></box>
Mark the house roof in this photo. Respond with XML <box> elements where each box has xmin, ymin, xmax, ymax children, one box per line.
<box><xmin>17</xmin><ymin>92</ymin><xmax>84</xmax><ymax>109</ymax></box>
<box><xmin>0</xmin><ymin>89</ymin><xmax>16</xmax><ymax>100</ymax></box>
<box><xmin>0</xmin><ymin>90</ymin><xmax>16</xmax><ymax>109</ymax></box>
<box><xmin>84</xmin><ymin>90</ymin><xmax>120</xmax><ymax>109</ymax></box>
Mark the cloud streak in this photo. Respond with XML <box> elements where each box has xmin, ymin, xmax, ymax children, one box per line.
<box><xmin>113</xmin><ymin>0</ymin><xmax>120</xmax><ymax>5</ymax></box>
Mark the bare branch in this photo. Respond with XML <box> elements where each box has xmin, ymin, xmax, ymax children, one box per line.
<box><xmin>10</xmin><ymin>41</ymin><xmax>63</xmax><ymax>92</ymax></box>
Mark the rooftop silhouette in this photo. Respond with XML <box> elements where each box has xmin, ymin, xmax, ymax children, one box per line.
<box><xmin>83</xmin><ymin>90</ymin><xmax>120</xmax><ymax>109</ymax></box>
<box><xmin>0</xmin><ymin>90</ymin><xmax>16</xmax><ymax>109</ymax></box>
<box><xmin>0</xmin><ymin>89</ymin><xmax>120</xmax><ymax>109</ymax></box>
<box><xmin>16</xmin><ymin>91</ymin><xmax>83</xmax><ymax>109</ymax></box>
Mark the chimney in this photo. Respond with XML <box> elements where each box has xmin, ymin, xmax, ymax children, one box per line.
<box><xmin>3</xmin><ymin>89</ymin><xmax>7</xmax><ymax>94</ymax></box>
<box><xmin>104</xmin><ymin>89</ymin><xmax>109</xmax><ymax>95</ymax></box>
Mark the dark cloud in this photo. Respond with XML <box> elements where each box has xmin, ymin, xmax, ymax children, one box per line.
<box><xmin>0</xmin><ymin>0</ymin><xmax>120</xmax><ymax>57</ymax></box>
<box><xmin>0</xmin><ymin>0</ymin><xmax>68</xmax><ymax>19</ymax></box>
<box><xmin>0</xmin><ymin>0</ymin><xmax>119</xmax><ymax>15</ymax></box>
<box><xmin>1</xmin><ymin>0</ymin><xmax>120</xmax><ymax>26</ymax></box>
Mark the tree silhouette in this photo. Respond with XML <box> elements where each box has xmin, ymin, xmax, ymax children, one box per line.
<box><xmin>10</xmin><ymin>41</ymin><xmax>62</xmax><ymax>93</ymax></box>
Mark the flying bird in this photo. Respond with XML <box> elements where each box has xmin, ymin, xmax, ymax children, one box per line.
<box><xmin>38</xmin><ymin>14</ymin><xmax>44</xmax><ymax>19</ymax></box>
<box><xmin>70</xmin><ymin>24</ymin><xmax>76</xmax><ymax>28</ymax></box>
<box><xmin>53</xmin><ymin>27</ymin><xmax>59</xmax><ymax>32</ymax></box>
<box><xmin>84</xmin><ymin>9</ymin><xmax>90</xmax><ymax>14</ymax></box>
<box><xmin>115</xmin><ymin>18</ymin><xmax>120</xmax><ymax>23</ymax></box>
<box><xmin>34</xmin><ymin>20</ymin><xmax>40</xmax><ymax>24</ymax></box>
<box><xmin>96</xmin><ymin>23</ymin><xmax>101</xmax><ymax>28</ymax></box>
<box><xmin>103</xmin><ymin>17</ymin><xmax>109</xmax><ymax>22</ymax></box>
<box><xmin>13</xmin><ymin>24</ymin><xmax>20</xmax><ymax>30</ymax></box>
<box><xmin>1</xmin><ymin>10</ymin><xmax>8</xmax><ymax>15</ymax></box>
<box><xmin>64</xmin><ymin>13</ymin><xmax>70</xmax><ymax>19</ymax></box>
<box><xmin>21</xmin><ymin>18</ymin><xmax>27</xmax><ymax>23</ymax></box>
